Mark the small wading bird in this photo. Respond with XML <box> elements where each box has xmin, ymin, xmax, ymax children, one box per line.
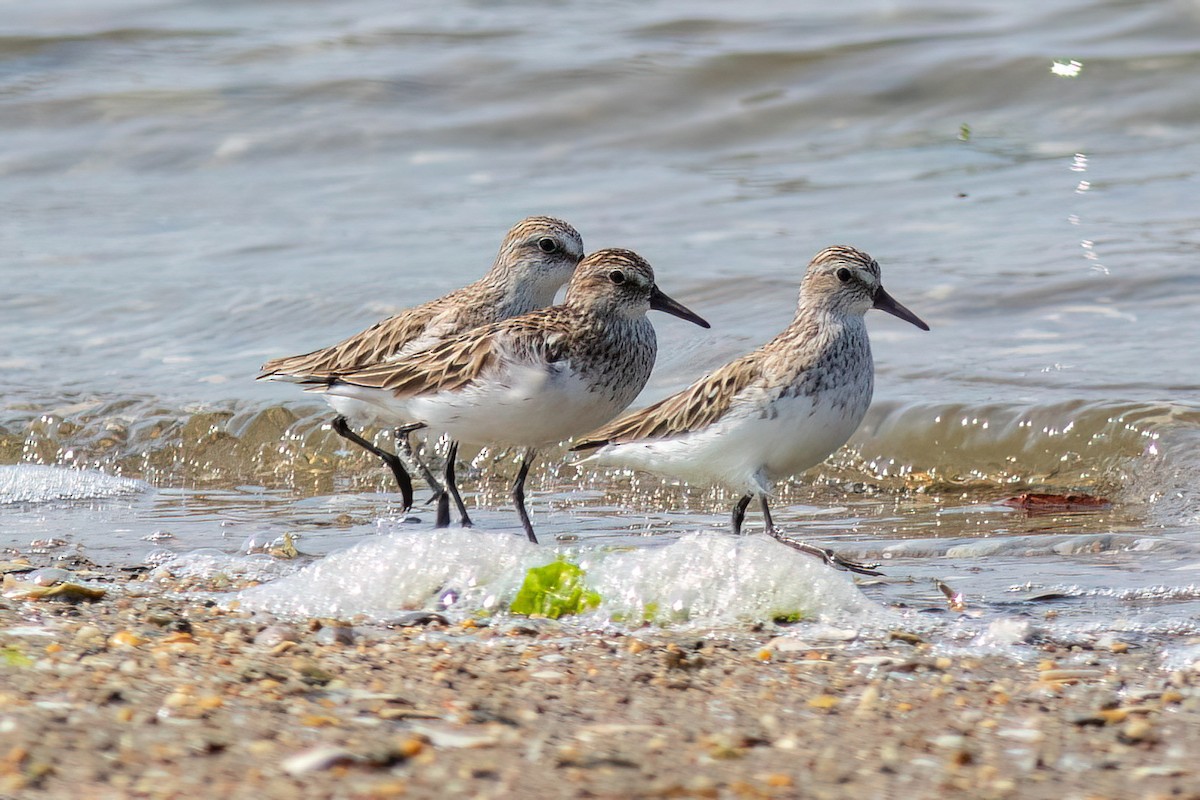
<box><xmin>572</xmin><ymin>246</ymin><xmax>929</xmax><ymax>575</ymax></box>
<box><xmin>305</xmin><ymin>248</ymin><xmax>710</xmax><ymax>543</ymax></box>
<box><xmin>258</xmin><ymin>217</ymin><xmax>584</xmax><ymax>525</ymax></box>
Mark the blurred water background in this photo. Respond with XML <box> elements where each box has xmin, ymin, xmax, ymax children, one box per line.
<box><xmin>2</xmin><ymin>0</ymin><xmax>1199</xmax><ymax>633</ymax></box>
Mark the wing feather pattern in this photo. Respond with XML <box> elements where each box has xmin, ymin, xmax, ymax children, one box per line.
<box><xmin>572</xmin><ymin>352</ymin><xmax>764</xmax><ymax>449</ymax></box>
<box><xmin>329</xmin><ymin>308</ymin><xmax>572</xmax><ymax>399</ymax></box>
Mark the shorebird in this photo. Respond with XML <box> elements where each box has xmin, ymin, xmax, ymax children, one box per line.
<box><xmin>572</xmin><ymin>245</ymin><xmax>929</xmax><ymax>575</ymax></box>
<box><xmin>306</xmin><ymin>248</ymin><xmax>710</xmax><ymax>543</ymax></box>
<box><xmin>259</xmin><ymin>216</ymin><xmax>584</xmax><ymax>522</ymax></box>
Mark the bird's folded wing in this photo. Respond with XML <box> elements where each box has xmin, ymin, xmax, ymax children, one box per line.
<box><xmin>572</xmin><ymin>352</ymin><xmax>763</xmax><ymax>449</ymax></box>
<box><xmin>329</xmin><ymin>309</ymin><xmax>570</xmax><ymax>399</ymax></box>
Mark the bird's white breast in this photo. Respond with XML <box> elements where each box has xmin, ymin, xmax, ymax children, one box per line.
<box><xmin>321</xmin><ymin>357</ymin><xmax>636</xmax><ymax>449</ymax></box>
<box><xmin>587</xmin><ymin>359</ymin><xmax>873</xmax><ymax>495</ymax></box>
<box><xmin>407</xmin><ymin>357</ymin><xmax>630</xmax><ymax>447</ymax></box>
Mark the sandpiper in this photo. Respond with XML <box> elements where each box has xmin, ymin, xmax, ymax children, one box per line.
<box><xmin>259</xmin><ymin>216</ymin><xmax>585</xmax><ymax>521</ymax></box>
<box><xmin>307</xmin><ymin>248</ymin><xmax>710</xmax><ymax>543</ymax></box>
<box><xmin>572</xmin><ymin>246</ymin><xmax>929</xmax><ymax>575</ymax></box>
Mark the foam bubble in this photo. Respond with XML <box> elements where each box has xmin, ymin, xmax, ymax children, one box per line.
<box><xmin>235</xmin><ymin>529</ymin><xmax>881</xmax><ymax>626</ymax></box>
<box><xmin>0</xmin><ymin>464</ymin><xmax>149</xmax><ymax>505</ymax></box>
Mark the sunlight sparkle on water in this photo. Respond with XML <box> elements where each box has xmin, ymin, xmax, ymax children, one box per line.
<box><xmin>1051</xmin><ymin>59</ymin><xmax>1083</xmax><ymax>77</ymax></box>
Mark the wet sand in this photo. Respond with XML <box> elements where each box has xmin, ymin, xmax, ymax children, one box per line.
<box><xmin>2</xmin><ymin>559</ymin><xmax>1198</xmax><ymax>800</ymax></box>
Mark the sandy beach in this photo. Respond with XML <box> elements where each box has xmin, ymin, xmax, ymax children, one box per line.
<box><xmin>2</xmin><ymin>556</ymin><xmax>1197</xmax><ymax>800</ymax></box>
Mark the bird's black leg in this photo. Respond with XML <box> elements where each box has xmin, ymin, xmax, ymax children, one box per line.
<box><xmin>330</xmin><ymin>416</ymin><xmax>413</xmax><ymax>511</ymax></box>
<box><xmin>731</xmin><ymin>494</ymin><xmax>753</xmax><ymax>536</ymax></box>
<box><xmin>433</xmin><ymin>483</ymin><xmax>451</xmax><ymax>528</ymax></box>
<box><xmin>395</xmin><ymin>423</ymin><xmax>445</xmax><ymax>501</ymax></box>
<box><xmin>758</xmin><ymin>494</ymin><xmax>776</xmax><ymax>533</ymax></box>
<box><xmin>512</xmin><ymin>448</ymin><xmax>539</xmax><ymax>544</ymax></box>
<box><xmin>442</xmin><ymin>440</ymin><xmax>474</xmax><ymax>528</ymax></box>
<box><xmin>759</xmin><ymin>495</ymin><xmax>883</xmax><ymax>576</ymax></box>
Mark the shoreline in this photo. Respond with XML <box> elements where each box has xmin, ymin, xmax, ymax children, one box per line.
<box><xmin>1</xmin><ymin>560</ymin><xmax>1198</xmax><ymax>799</ymax></box>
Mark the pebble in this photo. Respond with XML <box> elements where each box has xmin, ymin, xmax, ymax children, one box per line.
<box><xmin>282</xmin><ymin>746</ymin><xmax>358</xmax><ymax>776</ymax></box>
<box><xmin>1119</xmin><ymin>718</ymin><xmax>1156</xmax><ymax>744</ymax></box>
<box><xmin>762</xmin><ymin>773</ymin><xmax>793</xmax><ymax>788</ymax></box>
<box><xmin>28</xmin><ymin>567</ymin><xmax>74</xmax><ymax>586</ymax></box>
<box><xmin>74</xmin><ymin>625</ymin><xmax>104</xmax><ymax>644</ymax></box>
<box><xmin>1131</xmin><ymin>766</ymin><xmax>1186</xmax><ymax>779</ymax></box>
<box><xmin>254</xmin><ymin>625</ymin><xmax>300</xmax><ymax>647</ymax></box>
<box><xmin>765</xmin><ymin>637</ymin><xmax>810</xmax><ymax>653</ymax></box>
<box><xmin>295</xmin><ymin>660</ymin><xmax>334</xmax><ymax>685</ymax></box>
<box><xmin>408</xmin><ymin>722</ymin><xmax>504</xmax><ymax>749</ymax></box>
<box><xmin>930</xmin><ymin>734</ymin><xmax>966</xmax><ymax>749</ymax></box>
<box><xmin>313</xmin><ymin>625</ymin><xmax>354</xmax><ymax>646</ymax></box>
<box><xmin>1039</xmin><ymin>668</ymin><xmax>1106</xmax><ymax>683</ymax></box>
<box><xmin>997</xmin><ymin>727</ymin><xmax>1044</xmax><ymax>744</ymax></box>
<box><xmin>852</xmin><ymin>656</ymin><xmax>900</xmax><ymax>668</ymax></box>
<box><xmin>500</xmin><ymin>619</ymin><xmax>552</xmax><ymax>636</ymax></box>
<box><xmin>766</xmin><ymin>626</ymin><xmax>858</xmax><ymax>652</ymax></box>
<box><xmin>385</xmin><ymin>612</ymin><xmax>450</xmax><ymax>628</ymax></box>
<box><xmin>107</xmin><ymin>631</ymin><xmax>145</xmax><ymax>649</ymax></box>
<box><xmin>855</xmin><ymin>684</ymin><xmax>881</xmax><ymax>715</ymax></box>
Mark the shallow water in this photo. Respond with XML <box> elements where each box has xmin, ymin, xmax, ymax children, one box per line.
<box><xmin>2</xmin><ymin>1</ymin><xmax>1199</xmax><ymax>639</ymax></box>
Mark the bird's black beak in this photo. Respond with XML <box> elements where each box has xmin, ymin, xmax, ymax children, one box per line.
<box><xmin>872</xmin><ymin>286</ymin><xmax>929</xmax><ymax>331</ymax></box>
<box><xmin>649</xmin><ymin>286</ymin><xmax>711</xmax><ymax>328</ymax></box>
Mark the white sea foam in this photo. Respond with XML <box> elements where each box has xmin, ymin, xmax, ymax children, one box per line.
<box><xmin>580</xmin><ymin>533</ymin><xmax>879</xmax><ymax>625</ymax></box>
<box><xmin>0</xmin><ymin>464</ymin><xmax>149</xmax><ymax>505</ymax></box>
<box><xmin>235</xmin><ymin>529</ymin><xmax>881</xmax><ymax>626</ymax></box>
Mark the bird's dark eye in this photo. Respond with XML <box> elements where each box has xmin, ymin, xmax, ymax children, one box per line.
<box><xmin>608</xmin><ymin>270</ymin><xmax>626</xmax><ymax>285</ymax></box>
<box><xmin>538</xmin><ymin>238</ymin><xmax>558</xmax><ymax>253</ymax></box>
<box><xmin>836</xmin><ymin>267</ymin><xmax>852</xmax><ymax>283</ymax></box>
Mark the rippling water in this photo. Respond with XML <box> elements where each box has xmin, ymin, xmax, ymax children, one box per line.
<box><xmin>3</xmin><ymin>1</ymin><xmax>1199</xmax><ymax>633</ymax></box>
